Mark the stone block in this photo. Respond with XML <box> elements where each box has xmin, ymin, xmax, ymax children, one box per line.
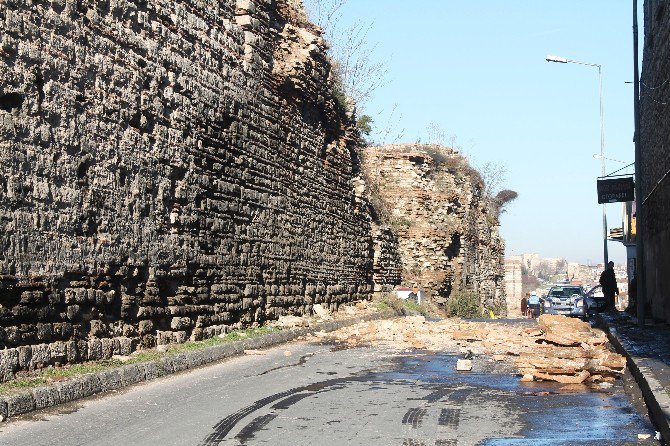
<box><xmin>56</xmin><ymin>380</ymin><xmax>80</xmax><ymax>404</ymax></box>
<box><xmin>66</xmin><ymin>305</ymin><xmax>81</xmax><ymax>321</ymax></box>
<box><xmin>32</xmin><ymin>385</ymin><xmax>62</xmax><ymax>410</ymax></box>
<box><xmin>49</xmin><ymin>341</ymin><xmax>67</xmax><ymax>364</ymax></box>
<box><xmin>156</xmin><ymin>331</ymin><xmax>173</xmax><ymax>346</ymax></box>
<box><xmin>117</xmin><ymin>337</ymin><xmax>133</xmax><ymax>356</ymax></box>
<box><xmin>171</xmin><ymin>353</ymin><xmax>189</xmax><ymax>372</ymax></box>
<box><xmin>98</xmin><ymin>369</ymin><xmax>122</xmax><ymax>391</ymax></box>
<box><xmin>0</xmin><ymin>349</ymin><xmax>18</xmax><ymax>382</ymax></box>
<box><xmin>236</xmin><ymin>0</ymin><xmax>255</xmax><ymax>14</ymax></box>
<box><xmin>17</xmin><ymin>346</ymin><xmax>32</xmax><ymax>369</ymax></box>
<box><xmin>119</xmin><ymin>364</ymin><xmax>145</xmax><ymax>387</ymax></box>
<box><xmin>65</xmin><ymin>340</ymin><xmax>79</xmax><ymax>363</ymax></box>
<box><xmin>138</xmin><ymin>320</ymin><xmax>154</xmax><ymax>335</ymax></box>
<box><xmin>5</xmin><ymin>392</ymin><xmax>36</xmax><ymax>417</ymax></box>
<box><xmin>87</xmin><ymin>338</ymin><xmax>103</xmax><ymax>361</ymax></box>
<box><xmin>170</xmin><ymin>317</ymin><xmax>192</xmax><ymax>331</ymax></box>
<box><xmin>157</xmin><ymin>357</ymin><xmax>174</xmax><ymax>377</ymax></box>
<box><xmin>143</xmin><ymin>362</ymin><xmax>160</xmax><ymax>381</ymax></box>
<box><xmin>89</xmin><ymin>320</ymin><xmax>107</xmax><ymax>337</ymax></box>
<box><xmin>77</xmin><ymin>374</ymin><xmax>102</xmax><ymax>398</ymax></box>
<box><xmin>100</xmin><ymin>338</ymin><xmax>114</xmax><ymax>359</ymax></box>
<box><xmin>173</xmin><ymin>331</ymin><xmax>188</xmax><ymax>344</ymax></box>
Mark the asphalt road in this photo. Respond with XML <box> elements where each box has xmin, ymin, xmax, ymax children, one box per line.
<box><xmin>0</xmin><ymin>339</ymin><xmax>659</xmax><ymax>446</ymax></box>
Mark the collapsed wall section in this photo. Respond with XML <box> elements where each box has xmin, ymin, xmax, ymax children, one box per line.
<box><xmin>362</xmin><ymin>144</ymin><xmax>505</xmax><ymax>313</ymax></box>
<box><xmin>0</xmin><ymin>0</ymin><xmax>372</xmax><ymax>379</ymax></box>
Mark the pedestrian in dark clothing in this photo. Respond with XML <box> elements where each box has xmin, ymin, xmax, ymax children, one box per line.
<box><xmin>599</xmin><ymin>261</ymin><xmax>619</xmax><ymax>311</ymax></box>
<box><xmin>521</xmin><ymin>294</ymin><xmax>529</xmax><ymax>318</ymax></box>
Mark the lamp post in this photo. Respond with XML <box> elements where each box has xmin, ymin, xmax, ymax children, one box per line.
<box><xmin>546</xmin><ymin>54</ymin><xmax>609</xmax><ymax>266</ymax></box>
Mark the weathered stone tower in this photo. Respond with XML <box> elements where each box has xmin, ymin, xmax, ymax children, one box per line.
<box><xmin>361</xmin><ymin>144</ymin><xmax>506</xmax><ymax>313</ymax></box>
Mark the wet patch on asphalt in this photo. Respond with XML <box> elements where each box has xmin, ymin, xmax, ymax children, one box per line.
<box><xmin>199</xmin><ymin>349</ymin><xmax>658</xmax><ymax>445</ymax></box>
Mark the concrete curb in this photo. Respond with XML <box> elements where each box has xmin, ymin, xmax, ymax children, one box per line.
<box><xmin>0</xmin><ymin>309</ymin><xmax>398</xmax><ymax>420</ymax></box>
<box><xmin>596</xmin><ymin>314</ymin><xmax>670</xmax><ymax>442</ymax></box>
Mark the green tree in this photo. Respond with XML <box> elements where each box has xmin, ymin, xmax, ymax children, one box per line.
<box><xmin>357</xmin><ymin>114</ymin><xmax>373</xmax><ymax>136</ymax></box>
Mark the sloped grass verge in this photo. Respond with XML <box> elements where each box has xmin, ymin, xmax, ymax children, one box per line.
<box><xmin>0</xmin><ymin>326</ymin><xmax>278</xmax><ymax>396</ymax></box>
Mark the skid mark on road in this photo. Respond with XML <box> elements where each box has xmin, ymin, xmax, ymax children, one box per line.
<box><xmin>402</xmin><ymin>408</ymin><xmax>428</xmax><ymax>428</ymax></box>
<box><xmin>255</xmin><ymin>351</ymin><xmax>318</xmax><ymax>377</ymax></box>
<box><xmin>271</xmin><ymin>392</ymin><xmax>315</xmax><ymax>410</ymax></box>
<box><xmin>234</xmin><ymin>413</ymin><xmax>277</xmax><ymax>444</ymax></box>
<box><xmin>199</xmin><ymin>388</ymin><xmax>297</xmax><ymax>445</ymax></box>
<box><xmin>437</xmin><ymin>408</ymin><xmax>460</xmax><ymax>428</ymax></box>
<box><xmin>199</xmin><ymin>375</ymin><xmax>369</xmax><ymax>445</ymax></box>
<box><xmin>199</xmin><ymin>350</ymin><xmax>654</xmax><ymax>446</ymax></box>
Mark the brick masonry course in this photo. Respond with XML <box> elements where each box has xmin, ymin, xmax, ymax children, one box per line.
<box><xmin>0</xmin><ymin>308</ymin><xmax>397</xmax><ymax>420</ymax></box>
<box><xmin>0</xmin><ymin>0</ymin><xmax>372</xmax><ymax>380</ymax></box>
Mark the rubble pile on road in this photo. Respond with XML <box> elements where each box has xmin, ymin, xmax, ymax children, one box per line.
<box><xmin>515</xmin><ymin>315</ymin><xmax>627</xmax><ymax>384</ymax></box>
<box><xmin>315</xmin><ymin>314</ymin><xmax>626</xmax><ymax>384</ymax></box>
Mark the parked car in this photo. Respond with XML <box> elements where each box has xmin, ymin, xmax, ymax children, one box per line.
<box><xmin>541</xmin><ymin>285</ymin><xmax>586</xmax><ymax>318</ymax></box>
<box><xmin>584</xmin><ymin>285</ymin><xmax>607</xmax><ymax>317</ymax></box>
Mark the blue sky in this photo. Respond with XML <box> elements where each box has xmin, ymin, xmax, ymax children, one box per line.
<box><xmin>306</xmin><ymin>1</ymin><xmax>640</xmax><ymax>265</ymax></box>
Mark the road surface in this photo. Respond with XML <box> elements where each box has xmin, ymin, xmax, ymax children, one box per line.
<box><xmin>0</xmin><ymin>339</ymin><xmax>658</xmax><ymax>445</ymax></box>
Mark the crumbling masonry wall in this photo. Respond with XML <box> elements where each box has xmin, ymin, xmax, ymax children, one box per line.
<box><xmin>362</xmin><ymin>145</ymin><xmax>506</xmax><ymax>313</ymax></box>
<box><xmin>0</xmin><ymin>0</ymin><xmax>372</xmax><ymax>379</ymax></box>
<box><xmin>640</xmin><ymin>0</ymin><xmax>670</xmax><ymax>322</ymax></box>
<box><xmin>371</xmin><ymin>225</ymin><xmax>402</xmax><ymax>292</ymax></box>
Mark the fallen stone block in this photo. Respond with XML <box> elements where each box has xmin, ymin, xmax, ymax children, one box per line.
<box><xmin>533</xmin><ymin>370</ymin><xmax>590</xmax><ymax>384</ymax></box>
<box><xmin>456</xmin><ymin>359</ymin><xmax>473</xmax><ymax>371</ymax></box>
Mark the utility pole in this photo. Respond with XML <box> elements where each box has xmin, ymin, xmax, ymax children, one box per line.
<box><xmin>633</xmin><ymin>0</ymin><xmax>646</xmax><ymax>325</ymax></box>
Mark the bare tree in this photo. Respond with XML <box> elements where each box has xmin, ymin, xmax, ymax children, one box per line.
<box><xmin>422</xmin><ymin>122</ymin><xmax>468</xmax><ymax>154</ymax></box>
<box><xmin>478</xmin><ymin>162</ymin><xmax>506</xmax><ymax>198</ymax></box>
<box><xmin>375</xmin><ymin>104</ymin><xmax>405</xmax><ymax>145</ymax></box>
<box><xmin>303</xmin><ymin>0</ymin><xmax>387</xmax><ymax>110</ymax></box>
<box><xmin>418</xmin><ymin>122</ymin><xmax>518</xmax><ymax>217</ymax></box>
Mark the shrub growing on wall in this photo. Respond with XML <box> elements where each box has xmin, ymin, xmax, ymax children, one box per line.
<box><xmin>445</xmin><ymin>290</ymin><xmax>481</xmax><ymax>319</ymax></box>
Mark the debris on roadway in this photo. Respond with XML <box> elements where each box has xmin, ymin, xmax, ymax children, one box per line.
<box><xmin>313</xmin><ymin>314</ymin><xmax>626</xmax><ymax>384</ymax></box>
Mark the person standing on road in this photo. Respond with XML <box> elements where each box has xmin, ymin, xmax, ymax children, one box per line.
<box><xmin>528</xmin><ymin>291</ymin><xmax>541</xmax><ymax>319</ymax></box>
<box><xmin>521</xmin><ymin>293</ymin><xmax>529</xmax><ymax>318</ymax></box>
<box><xmin>599</xmin><ymin>261</ymin><xmax>619</xmax><ymax>311</ymax></box>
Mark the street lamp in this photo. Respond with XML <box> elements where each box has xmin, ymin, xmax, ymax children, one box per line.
<box><xmin>546</xmin><ymin>54</ymin><xmax>608</xmax><ymax>266</ymax></box>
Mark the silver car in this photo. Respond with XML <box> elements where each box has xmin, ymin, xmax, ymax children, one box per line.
<box><xmin>542</xmin><ymin>285</ymin><xmax>586</xmax><ymax>318</ymax></box>
<box><xmin>584</xmin><ymin>285</ymin><xmax>607</xmax><ymax>317</ymax></box>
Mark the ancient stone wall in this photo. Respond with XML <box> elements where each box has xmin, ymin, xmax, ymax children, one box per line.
<box><xmin>641</xmin><ymin>0</ymin><xmax>670</xmax><ymax>322</ymax></box>
<box><xmin>0</xmin><ymin>0</ymin><xmax>372</xmax><ymax>379</ymax></box>
<box><xmin>362</xmin><ymin>144</ymin><xmax>506</xmax><ymax>313</ymax></box>
<box><xmin>371</xmin><ymin>225</ymin><xmax>402</xmax><ymax>292</ymax></box>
